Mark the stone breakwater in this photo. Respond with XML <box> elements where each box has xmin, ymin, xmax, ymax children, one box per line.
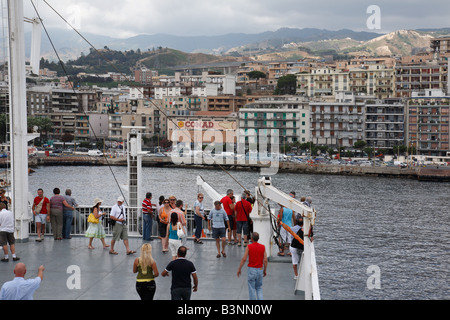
<box><xmin>2</xmin><ymin>156</ymin><xmax>449</xmax><ymax>182</ymax></box>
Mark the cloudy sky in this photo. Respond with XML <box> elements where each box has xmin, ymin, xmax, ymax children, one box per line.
<box><xmin>24</xmin><ymin>0</ymin><xmax>450</xmax><ymax>38</ymax></box>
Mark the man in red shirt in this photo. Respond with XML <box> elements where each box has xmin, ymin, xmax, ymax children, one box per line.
<box><xmin>237</xmin><ymin>232</ymin><xmax>268</xmax><ymax>300</ymax></box>
<box><xmin>235</xmin><ymin>192</ymin><xmax>253</xmax><ymax>247</ymax></box>
<box><xmin>142</xmin><ymin>192</ymin><xmax>154</xmax><ymax>241</ymax></box>
<box><xmin>220</xmin><ymin>189</ymin><xmax>236</xmax><ymax>245</ymax></box>
<box><xmin>32</xmin><ymin>189</ymin><xmax>50</xmax><ymax>242</ymax></box>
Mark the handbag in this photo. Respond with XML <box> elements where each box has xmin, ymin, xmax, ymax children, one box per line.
<box><xmin>177</xmin><ymin>222</ymin><xmax>186</xmax><ymax>239</ymax></box>
<box><xmin>88</xmin><ymin>213</ymin><xmax>99</xmax><ymax>224</ymax></box>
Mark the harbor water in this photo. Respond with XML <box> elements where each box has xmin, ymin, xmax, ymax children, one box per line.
<box><xmin>28</xmin><ymin>165</ymin><xmax>449</xmax><ymax>300</ymax></box>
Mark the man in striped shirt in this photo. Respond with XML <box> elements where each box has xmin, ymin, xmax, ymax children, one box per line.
<box><xmin>142</xmin><ymin>192</ymin><xmax>154</xmax><ymax>241</ymax></box>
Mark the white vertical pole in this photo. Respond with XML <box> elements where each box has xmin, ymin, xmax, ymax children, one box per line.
<box><xmin>7</xmin><ymin>0</ymin><xmax>30</xmax><ymax>242</ymax></box>
<box><xmin>30</xmin><ymin>17</ymin><xmax>41</xmax><ymax>75</ymax></box>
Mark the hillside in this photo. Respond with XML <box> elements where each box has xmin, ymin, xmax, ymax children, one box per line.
<box><xmin>345</xmin><ymin>30</ymin><xmax>433</xmax><ymax>56</ymax></box>
<box><xmin>40</xmin><ymin>47</ymin><xmax>243</xmax><ymax>77</ymax></box>
<box><xmin>28</xmin><ymin>27</ymin><xmax>382</xmax><ymax>61</ymax></box>
<box><xmin>251</xmin><ymin>29</ymin><xmax>442</xmax><ymax>61</ymax></box>
<box><xmin>36</xmin><ymin>27</ymin><xmax>449</xmax><ymax>76</ymax></box>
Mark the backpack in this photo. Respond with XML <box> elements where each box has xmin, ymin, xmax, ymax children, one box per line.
<box><xmin>290</xmin><ymin>227</ymin><xmax>304</xmax><ymax>250</ymax></box>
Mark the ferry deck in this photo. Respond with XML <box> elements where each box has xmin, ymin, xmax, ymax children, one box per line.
<box><xmin>0</xmin><ymin>235</ymin><xmax>303</xmax><ymax>300</ymax></box>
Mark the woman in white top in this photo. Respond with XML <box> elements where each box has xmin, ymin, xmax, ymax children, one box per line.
<box><xmin>193</xmin><ymin>193</ymin><xmax>205</xmax><ymax>244</ymax></box>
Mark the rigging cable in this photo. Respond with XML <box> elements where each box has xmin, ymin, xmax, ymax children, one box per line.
<box><xmin>39</xmin><ymin>0</ymin><xmax>253</xmax><ymax>197</ymax></box>
<box><xmin>30</xmin><ymin>0</ymin><xmax>128</xmax><ymax>205</ymax></box>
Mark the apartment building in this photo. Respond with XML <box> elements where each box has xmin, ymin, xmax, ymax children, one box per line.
<box><xmin>48</xmin><ymin>112</ymin><xmax>108</xmax><ymax>141</ymax></box>
<box><xmin>349</xmin><ymin>65</ymin><xmax>395</xmax><ymax>99</ymax></box>
<box><xmin>108</xmin><ymin>113</ymin><xmax>151</xmax><ymax>141</ymax></box>
<box><xmin>238</xmin><ymin>96</ymin><xmax>310</xmax><ymax>149</ymax></box>
<box><xmin>297</xmin><ymin>64</ymin><xmax>395</xmax><ymax>100</ymax></box>
<box><xmin>394</xmin><ymin>63</ymin><xmax>448</xmax><ymax>98</ymax></box>
<box><xmin>134</xmin><ymin>68</ymin><xmax>158</xmax><ymax>84</ymax></box>
<box><xmin>162</xmin><ymin>96</ymin><xmax>208</xmax><ymax>115</ymax></box>
<box><xmin>26</xmin><ymin>86</ymin><xmax>52</xmax><ymax>115</ymax></box>
<box><xmin>406</xmin><ymin>89</ymin><xmax>450</xmax><ymax>156</ymax></box>
<box><xmin>297</xmin><ymin>67</ymin><xmax>348</xmax><ymax>97</ymax></box>
<box><xmin>0</xmin><ymin>84</ymin><xmax>8</xmax><ymax>116</ymax></box>
<box><xmin>430</xmin><ymin>36</ymin><xmax>450</xmax><ymax>55</ymax></box>
<box><xmin>309</xmin><ymin>94</ymin><xmax>365</xmax><ymax>148</ymax></box>
<box><xmin>236</xmin><ymin>62</ymin><xmax>269</xmax><ymax>84</ymax></box>
<box><xmin>267</xmin><ymin>61</ymin><xmax>306</xmax><ymax>86</ymax></box>
<box><xmin>365</xmin><ymin>98</ymin><xmax>405</xmax><ymax>149</ymax></box>
<box><xmin>207</xmin><ymin>95</ymin><xmax>248</xmax><ymax>113</ymax></box>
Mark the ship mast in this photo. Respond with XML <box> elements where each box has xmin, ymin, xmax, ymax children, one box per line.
<box><xmin>7</xmin><ymin>0</ymin><xmax>37</xmax><ymax>241</ymax></box>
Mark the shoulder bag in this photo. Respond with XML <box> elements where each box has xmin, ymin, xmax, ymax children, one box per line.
<box><xmin>177</xmin><ymin>222</ymin><xmax>186</xmax><ymax>239</ymax></box>
<box><xmin>241</xmin><ymin>201</ymin><xmax>253</xmax><ymax>233</ymax></box>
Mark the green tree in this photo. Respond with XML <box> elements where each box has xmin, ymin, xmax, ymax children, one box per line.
<box><xmin>274</xmin><ymin>74</ymin><xmax>297</xmax><ymax>95</ymax></box>
<box><xmin>61</xmin><ymin>133</ymin><xmax>74</xmax><ymax>149</ymax></box>
<box><xmin>353</xmin><ymin>140</ymin><xmax>367</xmax><ymax>150</ymax></box>
<box><xmin>28</xmin><ymin>116</ymin><xmax>53</xmax><ymax>144</ymax></box>
<box><xmin>247</xmin><ymin>71</ymin><xmax>266</xmax><ymax>80</ymax></box>
<box><xmin>0</xmin><ymin>114</ymin><xmax>7</xmax><ymax>143</ymax></box>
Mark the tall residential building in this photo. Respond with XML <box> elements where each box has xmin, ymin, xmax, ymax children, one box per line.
<box><xmin>430</xmin><ymin>36</ymin><xmax>450</xmax><ymax>55</ymax></box>
<box><xmin>394</xmin><ymin>63</ymin><xmax>448</xmax><ymax>98</ymax></box>
<box><xmin>238</xmin><ymin>96</ymin><xmax>310</xmax><ymax>150</ymax></box>
<box><xmin>309</xmin><ymin>94</ymin><xmax>365</xmax><ymax>148</ymax></box>
<box><xmin>365</xmin><ymin>98</ymin><xmax>405</xmax><ymax>149</ymax></box>
<box><xmin>134</xmin><ymin>68</ymin><xmax>157</xmax><ymax>84</ymax></box>
<box><xmin>297</xmin><ymin>65</ymin><xmax>395</xmax><ymax>100</ymax></box>
<box><xmin>406</xmin><ymin>89</ymin><xmax>449</xmax><ymax>156</ymax></box>
<box><xmin>297</xmin><ymin>67</ymin><xmax>348</xmax><ymax>97</ymax></box>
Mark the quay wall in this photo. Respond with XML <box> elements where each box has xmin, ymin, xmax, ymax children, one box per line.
<box><xmin>1</xmin><ymin>156</ymin><xmax>449</xmax><ymax>181</ymax></box>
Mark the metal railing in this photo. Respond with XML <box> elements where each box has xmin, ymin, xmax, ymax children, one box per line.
<box><xmin>28</xmin><ymin>206</ymin><xmax>213</xmax><ymax>239</ymax></box>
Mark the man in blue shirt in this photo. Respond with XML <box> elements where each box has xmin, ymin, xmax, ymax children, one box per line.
<box><xmin>208</xmin><ymin>201</ymin><xmax>230</xmax><ymax>258</ymax></box>
<box><xmin>0</xmin><ymin>263</ymin><xmax>45</xmax><ymax>300</ymax></box>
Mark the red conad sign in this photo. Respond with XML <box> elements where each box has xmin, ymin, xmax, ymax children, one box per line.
<box><xmin>184</xmin><ymin>121</ymin><xmax>214</xmax><ymax>128</ymax></box>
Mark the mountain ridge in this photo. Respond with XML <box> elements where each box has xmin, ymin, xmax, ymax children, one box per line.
<box><xmin>30</xmin><ymin>27</ymin><xmax>450</xmax><ymax>67</ymax></box>
<box><xmin>30</xmin><ymin>27</ymin><xmax>383</xmax><ymax>61</ymax></box>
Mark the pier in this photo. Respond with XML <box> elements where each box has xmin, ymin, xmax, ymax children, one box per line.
<box><xmin>3</xmin><ymin>155</ymin><xmax>448</xmax><ymax>181</ymax></box>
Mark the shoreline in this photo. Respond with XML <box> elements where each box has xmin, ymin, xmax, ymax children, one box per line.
<box><xmin>2</xmin><ymin>155</ymin><xmax>448</xmax><ymax>182</ymax></box>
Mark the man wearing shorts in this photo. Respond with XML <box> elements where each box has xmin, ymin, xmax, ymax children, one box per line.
<box><xmin>221</xmin><ymin>189</ymin><xmax>236</xmax><ymax>245</ymax></box>
<box><xmin>109</xmin><ymin>196</ymin><xmax>135</xmax><ymax>255</ymax></box>
<box><xmin>32</xmin><ymin>189</ymin><xmax>50</xmax><ymax>242</ymax></box>
<box><xmin>208</xmin><ymin>201</ymin><xmax>230</xmax><ymax>258</ymax></box>
<box><xmin>0</xmin><ymin>203</ymin><xmax>19</xmax><ymax>262</ymax></box>
<box><xmin>235</xmin><ymin>192</ymin><xmax>253</xmax><ymax>247</ymax></box>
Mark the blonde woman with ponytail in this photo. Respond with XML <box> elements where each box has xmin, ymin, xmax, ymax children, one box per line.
<box><xmin>133</xmin><ymin>243</ymin><xmax>159</xmax><ymax>300</ymax></box>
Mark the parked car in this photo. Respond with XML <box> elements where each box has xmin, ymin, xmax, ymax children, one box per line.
<box><xmin>88</xmin><ymin>150</ymin><xmax>103</xmax><ymax>157</ymax></box>
<box><xmin>359</xmin><ymin>160</ymin><xmax>372</xmax><ymax>166</ymax></box>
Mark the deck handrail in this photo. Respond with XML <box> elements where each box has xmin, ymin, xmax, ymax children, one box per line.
<box><xmin>28</xmin><ymin>206</ymin><xmax>213</xmax><ymax>239</ymax></box>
